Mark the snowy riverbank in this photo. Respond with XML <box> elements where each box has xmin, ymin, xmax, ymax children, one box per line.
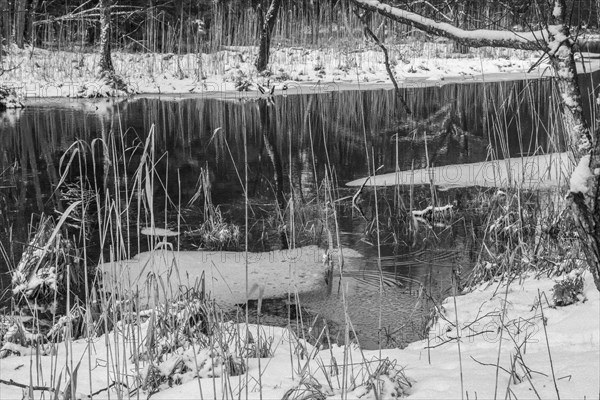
<box><xmin>2</xmin><ymin>43</ymin><xmax>593</xmax><ymax>99</ymax></box>
<box><xmin>0</xmin><ymin>266</ymin><xmax>597</xmax><ymax>399</ymax></box>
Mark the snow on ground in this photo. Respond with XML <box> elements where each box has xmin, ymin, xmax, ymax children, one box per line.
<box><xmin>396</xmin><ymin>271</ymin><xmax>599</xmax><ymax>399</ymax></box>
<box><xmin>0</xmin><ymin>269</ymin><xmax>597</xmax><ymax>399</ymax></box>
<box><xmin>347</xmin><ymin>152</ymin><xmax>574</xmax><ymax>190</ymax></box>
<box><xmin>0</xmin><ymin>43</ymin><xmax>582</xmax><ymax>99</ymax></box>
<box><xmin>99</xmin><ymin>245</ymin><xmax>361</xmax><ymax>309</ymax></box>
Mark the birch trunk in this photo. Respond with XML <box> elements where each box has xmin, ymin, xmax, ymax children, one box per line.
<box><xmin>551</xmin><ymin>1</ymin><xmax>600</xmax><ymax>291</ymax></box>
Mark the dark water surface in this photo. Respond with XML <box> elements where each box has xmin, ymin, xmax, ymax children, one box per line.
<box><xmin>1</xmin><ymin>74</ymin><xmax>597</xmax><ymax>348</ymax></box>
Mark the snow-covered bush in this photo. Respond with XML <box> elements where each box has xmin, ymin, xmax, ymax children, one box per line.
<box><xmin>73</xmin><ymin>70</ymin><xmax>137</xmax><ymax>98</ymax></box>
<box><xmin>140</xmin><ymin>348</ymin><xmax>245</xmax><ymax>393</ymax></box>
<box><xmin>354</xmin><ymin>358</ymin><xmax>412</xmax><ymax>398</ymax></box>
<box><xmin>552</xmin><ymin>269</ymin><xmax>586</xmax><ymax>306</ymax></box>
<box><xmin>0</xmin><ymin>86</ymin><xmax>24</xmax><ymax>110</ymax></box>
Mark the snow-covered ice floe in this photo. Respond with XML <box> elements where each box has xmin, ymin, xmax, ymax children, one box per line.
<box><xmin>347</xmin><ymin>152</ymin><xmax>574</xmax><ymax>190</ymax></box>
<box><xmin>99</xmin><ymin>245</ymin><xmax>360</xmax><ymax>308</ymax></box>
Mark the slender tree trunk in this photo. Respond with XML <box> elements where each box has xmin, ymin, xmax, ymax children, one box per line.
<box><xmin>589</xmin><ymin>127</ymin><xmax>600</xmax><ymax>288</ymax></box>
<box><xmin>28</xmin><ymin>0</ymin><xmax>39</xmax><ymax>46</ymax></box>
<box><xmin>310</xmin><ymin>0</ymin><xmax>319</xmax><ymax>45</ymax></box>
<box><xmin>146</xmin><ymin>0</ymin><xmax>153</xmax><ymax>52</ymax></box>
<box><xmin>14</xmin><ymin>0</ymin><xmax>27</xmax><ymax>48</ymax></box>
<box><xmin>255</xmin><ymin>0</ymin><xmax>282</xmax><ymax>72</ymax></box>
<box><xmin>178</xmin><ymin>0</ymin><xmax>184</xmax><ymax>54</ymax></box>
<box><xmin>0</xmin><ymin>0</ymin><xmax>7</xmax><ymax>62</ymax></box>
<box><xmin>98</xmin><ymin>0</ymin><xmax>114</xmax><ymax>75</ymax></box>
<box><xmin>453</xmin><ymin>2</ymin><xmax>469</xmax><ymax>53</ymax></box>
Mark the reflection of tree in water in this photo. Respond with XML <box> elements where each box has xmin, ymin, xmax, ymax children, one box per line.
<box><xmin>257</xmin><ymin>97</ymin><xmax>288</xmax><ymax>249</ymax></box>
<box><xmin>390</xmin><ymin>102</ymin><xmax>489</xmax><ymax>168</ymax></box>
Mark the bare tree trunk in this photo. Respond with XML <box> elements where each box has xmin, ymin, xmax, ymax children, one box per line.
<box><xmin>589</xmin><ymin>132</ymin><xmax>600</xmax><ymax>288</ymax></box>
<box><xmin>178</xmin><ymin>0</ymin><xmax>184</xmax><ymax>54</ymax></box>
<box><xmin>28</xmin><ymin>0</ymin><xmax>39</xmax><ymax>46</ymax></box>
<box><xmin>551</xmin><ymin>2</ymin><xmax>600</xmax><ymax>291</ymax></box>
<box><xmin>310</xmin><ymin>0</ymin><xmax>319</xmax><ymax>45</ymax></box>
<box><xmin>453</xmin><ymin>2</ymin><xmax>469</xmax><ymax>53</ymax></box>
<box><xmin>255</xmin><ymin>0</ymin><xmax>282</xmax><ymax>72</ymax></box>
<box><xmin>0</xmin><ymin>0</ymin><xmax>8</xmax><ymax>62</ymax></box>
<box><xmin>98</xmin><ymin>0</ymin><xmax>114</xmax><ymax>75</ymax></box>
<box><xmin>550</xmin><ymin>1</ymin><xmax>594</xmax><ymax>157</ymax></box>
<box><xmin>558</xmin><ymin>51</ymin><xmax>600</xmax><ymax>289</ymax></box>
<box><xmin>14</xmin><ymin>0</ymin><xmax>27</xmax><ymax>48</ymax></box>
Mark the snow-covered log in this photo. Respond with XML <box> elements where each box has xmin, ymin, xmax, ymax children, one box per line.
<box><xmin>349</xmin><ymin>0</ymin><xmax>551</xmax><ymax>51</ymax></box>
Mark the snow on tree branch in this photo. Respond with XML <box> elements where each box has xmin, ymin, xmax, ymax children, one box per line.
<box><xmin>349</xmin><ymin>0</ymin><xmax>557</xmax><ymax>50</ymax></box>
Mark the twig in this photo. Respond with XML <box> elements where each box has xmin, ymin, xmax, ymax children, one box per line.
<box><xmin>504</xmin><ymin>353</ymin><xmax>519</xmax><ymax>400</ymax></box>
<box><xmin>0</xmin><ymin>378</ymin><xmax>55</xmax><ymax>392</ymax></box>
<box><xmin>470</xmin><ymin>356</ymin><xmax>513</xmax><ymax>375</ymax></box>
<box><xmin>351</xmin><ymin>178</ymin><xmax>368</xmax><ymax>221</ymax></box>
<box><xmin>518</xmin><ymin>359</ymin><xmax>542</xmax><ymax>400</ymax></box>
<box><xmin>494</xmin><ymin>277</ymin><xmax>512</xmax><ymax>400</ymax></box>
<box><xmin>87</xmin><ymin>381</ymin><xmax>125</xmax><ymax>397</ymax></box>
<box><xmin>353</xmin><ymin>8</ymin><xmax>411</xmax><ymax>115</ymax></box>
<box><xmin>452</xmin><ymin>271</ymin><xmax>465</xmax><ymax>400</ymax></box>
<box><xmin>538</xmin><ymin>289</ymin><xmax>561</xmax><ymax>400</ymax></box>
<box><xmin>0</xmin><ymin>63</ymin><xmax>22</xmax><ymax>77</ymax></box>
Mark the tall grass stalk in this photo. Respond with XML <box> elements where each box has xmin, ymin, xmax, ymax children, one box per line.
<box><xmin>242</xmin><ymin>102</ymin><xmax>251</xmax><ymax>400</ymax></box>
<box><xmin>370</xmin><ymin>148</ymin><xmax>384</xmax><ymax>357</ymax></box>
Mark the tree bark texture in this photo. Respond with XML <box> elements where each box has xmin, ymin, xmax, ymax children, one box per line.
<box><xmin>98</xmin><ymin>0</ymin><xmax>114</xmax><ymax>74</ymax></box>
<box><xmin>0</xmin><ymin>0</ymin><xmax>9</xmax><ymax>51</ymax></box>
<box><xmin>552</xmin><ymin>0</ymin><xmax>600</xmax><ymax>291</ymax></box>
<box><xmin>255</xmin><ymin>0</ymin><xmax>282</xmax><ymax>72</ymax></box>
<box><xmin>14</xmin><ymin>0</ymin><xmax>27</xmax><ymax>48</ymax></box>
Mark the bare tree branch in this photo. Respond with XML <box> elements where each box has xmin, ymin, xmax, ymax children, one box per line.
<box><xmin>353</xmin><ymin>8</ymin><xmax>411</xmax><ymax>115</ymax></box>
<box><xmin>349</xmin><ymin>0</ymin><xmax>554</xmax><ymax>50</ymax></box>
<box><xmin>0</xmin><ymin>378</ymin><xmax>55</xmax><ymax>393</ymax></box>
